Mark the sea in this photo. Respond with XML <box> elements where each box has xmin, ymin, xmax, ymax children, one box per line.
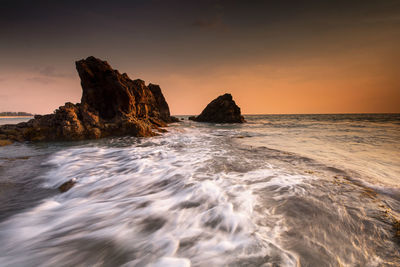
<box><xmin>0</xmin><ymin>114</ymin><xmax>399</xmax><ymax>266</ymax></box>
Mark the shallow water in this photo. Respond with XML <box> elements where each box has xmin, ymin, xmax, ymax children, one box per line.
<box><xmin>0</xmin><ymin>116</ymin><xmax>33</xmax><ymax>125</ymax></box>
<box><xmin>0</xmin><ymin>114</ymin><xmax>399</xmax><ymax>266</ymax></box>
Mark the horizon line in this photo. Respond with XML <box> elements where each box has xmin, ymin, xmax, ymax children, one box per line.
<box><xmin>173</xmin><ymin>112</ymin><xmax>400</xmax><ymax>116</ymax></box>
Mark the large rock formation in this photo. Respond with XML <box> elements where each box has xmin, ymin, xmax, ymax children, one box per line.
<box><xmin>0</xmin><ymin>56</ymin><xmax>178</xmax><ymax>145</ymax></box>
<box><xmin>189</xmin><ymin>93</ymin><xmax>245</xmax><ymax>123</ymax></box>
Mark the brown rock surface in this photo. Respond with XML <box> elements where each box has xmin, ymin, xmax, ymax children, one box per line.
<box><xmin>0</xmin><ymin>139</ymin><xmax>13</xmax><ymax>146</ymax></box>
<box><xmin>0</xmin><ymin>56</ymin><xmax>177</xmax><ymax>143</ymax></box>
<box><xmin>189</xmin><ymin>93</ymin><xmax>245</xmax><ymax>123</ymax></box>
<box><xmin>58</xmin><ymin>178</ymin><xmax>77</xmax><ymax>193</ymax></box>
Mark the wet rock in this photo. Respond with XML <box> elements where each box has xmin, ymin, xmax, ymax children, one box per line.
<box><xmin>169</xmin><ymin>116</ymin><xmax>180</xmax><ymax>122</ymax></box>
<box><xmin>0</xmin><ymin>56</ymin><xmax>177</xmax><ymax>144</ymax></box>
<box><xmin>394</xmin><ymin>218</ymin><xmax>400</xmax><ymax>241</ymax></box>
<box><xmin>58</xmin><ymin>178</ymin><xmax>77</xmax><ymax>193</ymax></box>
<box><xmin>148</xmin><ymin>83</ymin><xmax>174</xmax><ymax>122</ymax></box>
<box><xmin>155</xmin><ymin>127</ymin><xmax>168</xmax><ymax>133</ymax></box>
<box><xmin>0</xmin><ymin>139</ymin><xmax>13</xmax><ymax>146</ymax></box>
<box><xmin>190</xmin><ymin>93</ymin><xmax>245</xmax><ymax>123</ymax></box>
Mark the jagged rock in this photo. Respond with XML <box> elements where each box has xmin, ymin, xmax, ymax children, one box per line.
<box><xmin>148</xmin><ymin>83</ymin><xmax>176</xmax><ymax>123</ymax></box>
<box><xmin>189</xmin><ymin>93</ymin><xmax>245</xmax><ymax>123</ymax></box>
<box><xmin>0</xmin><ymin>56</ymin><xmax>177</xmax><ymax>143</ymax></box>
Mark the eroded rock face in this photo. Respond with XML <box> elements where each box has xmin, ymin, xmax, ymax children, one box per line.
<box><xmin>0</xmin><ymin>56</ymin><xmax>178</xmax><ymax>143</ymax></box>
<box><xmin>190</xmin><ymin>93</ymin><xmax>245</xmax><ymax>123</ymax></box>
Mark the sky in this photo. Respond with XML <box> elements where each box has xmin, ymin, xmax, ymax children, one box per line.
<box><xmin>0</xmin><ymin>0</ymin><xmax>399</xmax><ymax>115</ymax></box>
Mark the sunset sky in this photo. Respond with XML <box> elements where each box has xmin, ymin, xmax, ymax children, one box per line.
<box><xmin>0</xmin><ymin>0</ymin><xmax>399</xmax><ymax>115</ymax></box>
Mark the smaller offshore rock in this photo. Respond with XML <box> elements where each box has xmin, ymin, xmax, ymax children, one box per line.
<box><xmin>189</xmin><ymin>93</ymin><xmax>245</xmax><ymax>123</ymax></box>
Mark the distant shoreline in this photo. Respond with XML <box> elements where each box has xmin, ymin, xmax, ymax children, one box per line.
<box><xmin>0</xmin><ymin>116</ymin><xmax>34</xmax><ymax>119</ymax></box>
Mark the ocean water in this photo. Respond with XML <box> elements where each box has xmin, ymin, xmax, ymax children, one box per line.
<box><xmin>0</xmin><ymin>114</ymin><xmax>399</xmax><ymax>266</ymax></box>
<box><xmin>0</xmin><ymin>116</ymin><xmax>34</xmax><ymax>126</ymax></box>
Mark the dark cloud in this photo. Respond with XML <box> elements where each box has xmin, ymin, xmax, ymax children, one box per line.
<box><xmin>192</xmin><ymin>0</ymin><xmax>226</xmax><ymax>29</ymax></box>
<box><xmin>192</xmin><ymin>18</ymin><xmax>219</xmax><ymax>28</ymax></box>
<box><xmin>0</xmin><ymin>0</ymin><xmax>398</xmax><ymax>79</ymax></box>
<box><xmin>191</xmin><ymin>16</ymin><xmax>225</xmax><ymax>30</ymax></box>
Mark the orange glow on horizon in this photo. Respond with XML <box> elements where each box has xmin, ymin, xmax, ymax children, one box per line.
<box><xmin>1</xmin><ymin>46</ymin><xmax>399</xmax><ymax>115</ymax></box>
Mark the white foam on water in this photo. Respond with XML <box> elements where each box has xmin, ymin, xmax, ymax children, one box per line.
<box><xmin>0</xmin><ymin>127</ymin><xmax>308</xmax><ymax>266</ymax></box>
<box><xmin>145</xmin><ymin>257</ymin><xmax>191</xmax><ymax>267</ymax></box>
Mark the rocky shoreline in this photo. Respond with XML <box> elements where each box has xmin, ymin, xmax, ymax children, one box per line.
<box><xmin>0</xmin><ymin>57</ymin><xmax>246</xmax><ymax>146</ymax></box>
<box><xmin>0</xmin><ymin>57</ymin><xmax>179</xmax><ymax>145</ymax></box>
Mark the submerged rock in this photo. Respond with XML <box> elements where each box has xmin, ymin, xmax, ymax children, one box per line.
<box><xmin>0</xmin><ymin>139</ymin><xmax>12</xmax><ymax>146</ymax></box>
<box><xmin>394</xmin><ymin>218</ymin><xmax>400</xmax><ymax>241</ymax></box>
<box><xmin>189</xmin><ymin>93</ymin><xmax>245</xmax><ymax>123</ymax></box>
<box><xmin>0</xmin><ymin>56</ymin><xmax>177</xmax><ymax>143</ymax></box>
<box><xmin>58</xmin><ymin>178</ymin><xmax>77</xmax><ymax>193</ymax></box>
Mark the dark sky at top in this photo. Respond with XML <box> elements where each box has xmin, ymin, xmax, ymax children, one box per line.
<box><xmin>1</xmin><ymin>0</ymin><xmax>399</xmax><ymax>114</ymax></box>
